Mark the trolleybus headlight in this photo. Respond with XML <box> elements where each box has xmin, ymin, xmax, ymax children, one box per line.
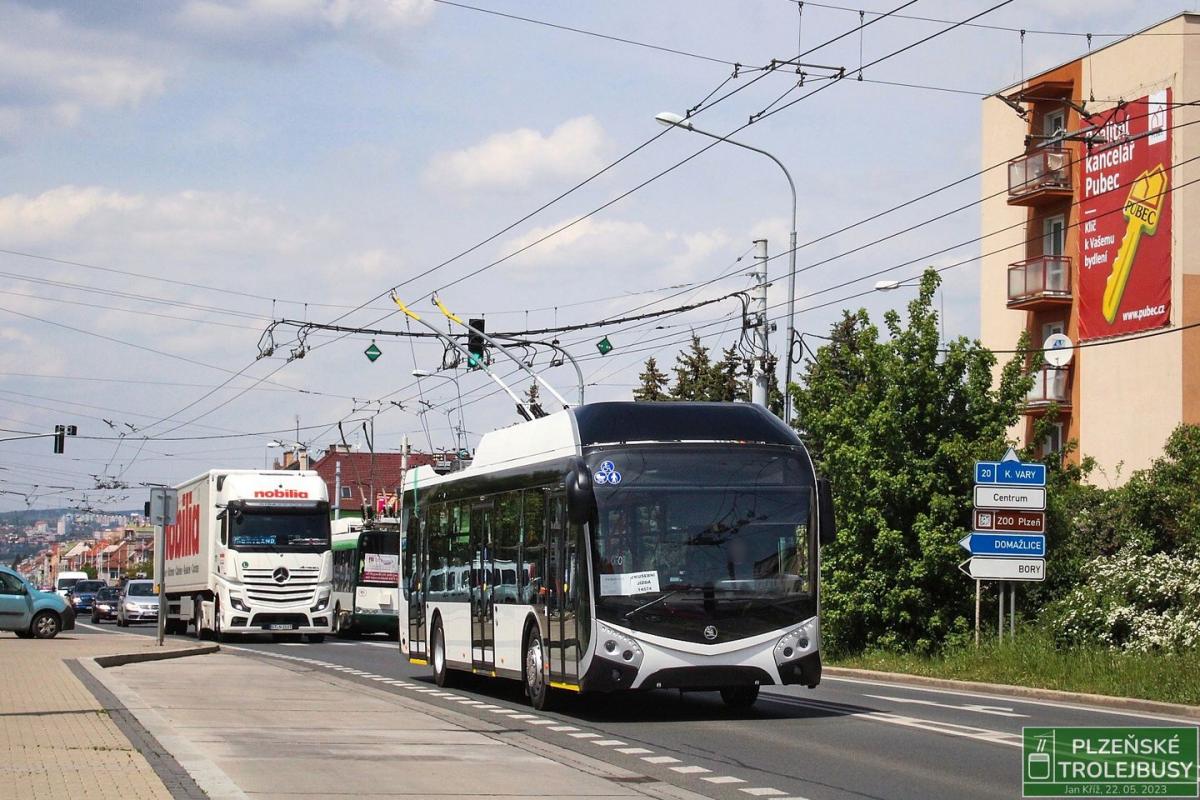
<box><xmin>773</xmin><ymin>618</ymin><xmax>818</xmax><ymax>667</ymax></box>
<box><xmin>595</xmin><ymin>621</ymin><xmax>643</xmax><ymax>668</ymax></box>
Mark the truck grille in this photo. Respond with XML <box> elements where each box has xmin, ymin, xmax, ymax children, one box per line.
<box><xmin>242</xmin><ymin>566</ymin><xmax>321</xmax><ymax>606</ymax></box>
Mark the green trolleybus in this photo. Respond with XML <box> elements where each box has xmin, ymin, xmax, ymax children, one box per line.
<box><xmin>331</xmin><ymin>520</ymin><xmax>401</xmax><ymax>638</ymax></box>
<box><xmin>399</xmin><ymin>402</ymin><xmax>835</xmax><ymax>709</ymax></box>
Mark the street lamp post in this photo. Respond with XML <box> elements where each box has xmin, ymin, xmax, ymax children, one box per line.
<box><xmin>412</xmin><ymin>369</ymin><xmax>467</xmax><ymax>453</ymax></box>
<box><xmin>655</xmin><ymin>111</ymin><xmax>798</xmax><ymax>426</ymax></box>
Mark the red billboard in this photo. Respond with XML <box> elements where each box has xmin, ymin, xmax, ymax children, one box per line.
<box><xmin>1078</xmin><ymin>89</ymin><xmax>1172</xmax><ymax>341</ymax></box>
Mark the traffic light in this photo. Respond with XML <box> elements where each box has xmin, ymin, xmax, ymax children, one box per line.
<box><xmin>467</xmin><ymin>318</ymin><xmax>486</xmax><ymax>369</ymax></box>
<box><xmin>52</xmin><ymin>424</ymin><xmax>77</xmax><ymax>454</ymax></box>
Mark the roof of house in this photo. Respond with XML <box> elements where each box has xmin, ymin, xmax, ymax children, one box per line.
<box><xmin>309</xmin><ymin>450</ymin><xmax>440</xmax><ymax>513</ymax></box>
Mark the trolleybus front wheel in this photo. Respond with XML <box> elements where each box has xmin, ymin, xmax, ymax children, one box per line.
<box><xmin>431</xmin><ymin>617</ymin><xmax>454</xmax><ymax>687</ymax></box>
<box><xmin>524</xmin><ymin>627</ymin><xmax>554</xmax><ymax>711</ymax></box>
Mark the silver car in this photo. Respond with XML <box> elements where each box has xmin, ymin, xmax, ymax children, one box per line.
<box><xmin>116</xmin><ymin>580</ymin><xmax>159</xmax><ymax>626</ymax></box>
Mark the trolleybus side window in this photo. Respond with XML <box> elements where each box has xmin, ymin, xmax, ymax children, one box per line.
<box><xmin>521</xmin><ymin>490</ymin><xmax>545</xmax><ymax>603</ymax></box>
<box><xmin>495</xmin><ymin>494</ymin><xmax>521</xmax><ymax>604</ymax></box>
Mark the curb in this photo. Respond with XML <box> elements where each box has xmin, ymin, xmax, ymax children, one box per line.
<box><xmin>94</xmin><ymin>643</ymin><xmax>219</xmax><ymax>668</ymax></box>
<box><xmin>824</xmin><ymin>666</ymin><xmax>1200</xmax><ymax>720</ymax></box>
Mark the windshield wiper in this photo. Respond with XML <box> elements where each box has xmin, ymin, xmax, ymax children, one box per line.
<box><xmin>624</xmin><ymin>588</ymin><xmax>691</xmax><ymax>620</ymax></box>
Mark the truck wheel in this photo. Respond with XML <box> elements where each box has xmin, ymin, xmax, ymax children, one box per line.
<box><xmin>213</xmin><ymin>599</ymin><xmax>227</xmax><ymax>643</ymax></box>
<box><xmin>431</xmin><ymin>617</ymin><xmax>454</xmax><ymax>687</ymax></box>
<box><xmin>193</xmin><ymin>598</ymin><xmax>204</xmax><ymax>640</ymax></box>
<box><xmin>31</xmin><ymin>611</ymin><xmax>61</xmax><ymax>639</ymax></box>
<box><xmin>720</xmin><ymin>685</ymin><xmax>759</xmax><ymax>709</ymax></box>
<box><xmin>524</xmin><ymin>627</ymin><xmax>554</xmax><ymax>711</ymax></box>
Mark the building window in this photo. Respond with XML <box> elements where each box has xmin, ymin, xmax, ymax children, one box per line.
<box><xmin>1043</xmin><ymin>422</ymin><xmax>1063</xmax><ymax>456</ymax></box>
<box><xmin>340</xmin><ymin>486</ymin><xmax>352</xmax><ymax>499</ymax></box>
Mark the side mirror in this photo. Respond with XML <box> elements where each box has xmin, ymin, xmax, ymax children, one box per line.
<box><xmin>816</xmin><ymin>477</ymin><xmax>836</xmax><ymax>547</ymax></box>
<box><xmin>565</xmin><ymin>456</ymin><xmax>596</xmax><ymax>527</ymax></box>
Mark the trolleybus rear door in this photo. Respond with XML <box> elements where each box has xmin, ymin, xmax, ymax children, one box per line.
<box><xmin>406</xmin><ymin>507</ymin><xmax>426</xmax><ymax>660</ymax></box>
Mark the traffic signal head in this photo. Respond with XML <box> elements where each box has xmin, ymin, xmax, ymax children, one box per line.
<box><xmin>467</xmin><ymin>318</ymin><xmax>486</xmax><ymax>368</ymax></box>
<box><xmin>53</xmin><ymin>425</ymin><xmax>65</xmax><ymax>454</ymax></box>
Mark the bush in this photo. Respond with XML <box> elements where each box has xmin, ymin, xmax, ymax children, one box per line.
<box><xmin>1046</xmin><ymin>548</ymin><xmax>1200</xmax><ymax>653</ymax></box>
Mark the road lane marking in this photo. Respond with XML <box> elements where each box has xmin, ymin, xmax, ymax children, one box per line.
<box><xmin>739</xmin><ymin>789</ymin><xmax>788</xmax><ymax>797</ymax></box>
<box><xmin>549</xmin><ymin>725</ymin><xmax>578</xmax><ymax>732</ymax></box>
<box><xmin>670</xmin><ymin>766</ymin><xmax>710</xmax><ymax>774</ymax></box>
<box><xmin>821</xmin><ymin>676</ymin><xmax>1199</xmax><ymax>724</ymax></box>
<box><xmin>526</xmin><ymin>719</ymin><xmax>556</xmax><ymax>725</ymax></box>
<box><xmin>593</xmin><ymin>740</ymin><xmax>626</xmax><ymax>746</ymax></box>
<box><xmin>702</xmin><ymin>776</ymin><xmax>745</xmax><ymax>784</ymax></box>
<box><xmin>642</xmin><ymin>756</ymin><xmax>681</xmax><ymax>765</ymax></box>
<box><xmin>765</xmin><ymin>695</ymin><xmax>1021</xmax><ymax>749</ymax></box>
<box><xmin>616</xmin><ymin>747</ymin><xmax>653</xmax><ymax>755</ymax></box>
<box><xmin>568</xmin><ymin>733</ymin><xmax>601</xmax><ymax>739</ymax></box>
<box><xmin>861</xmin><ymin>693</ymin><xmax>1029</xmax><ymax>718</ymax></box>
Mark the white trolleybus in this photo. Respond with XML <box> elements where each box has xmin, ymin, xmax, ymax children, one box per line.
<box><xmin>399</xmin><ymin>401</ymin><xmax>835</xmax><ymax>710</ymax></box>
<box><xmin>331</xmin><ymin>519</ymin><xmax>402</xmax><ymax>638</ymax></box>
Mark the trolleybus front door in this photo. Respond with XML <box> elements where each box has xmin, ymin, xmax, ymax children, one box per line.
<box><xmin>546</xmin><ymin>494</ymin><xmax>579</xmax><ymax>684</ymax></box>
<box><xmin>406</xmin><ymin>509</ymin><xmax>426</xmax><ymax>660</ymax></box>
<box><xmin>471</xmin><ymin>501</ymin><xmax>495</xmax><ymax>671</ymax></box>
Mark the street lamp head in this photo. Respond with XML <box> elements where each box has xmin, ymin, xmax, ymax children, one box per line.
<box><xmin>411</xmin><ymin>369</ymin><xmax>433</xmax><ymax>378</ymax></box>
<box><xmin>267</xmin><ymin>440</ymin><xmax>283</xmax><ymax>448</ymax></box>
<box><xmin>874</xmin><ymin>280</ymin><xmax>903</xmax><ymax>292</ymax></box>
<box><xmin>655</xmin><ymin>111</ymin><xmax>692</xmax><ymax>130</ymax></box>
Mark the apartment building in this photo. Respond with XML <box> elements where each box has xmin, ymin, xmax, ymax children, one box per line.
<box><xmin>980</xmin><ymin>12</ymin><xmax>1200</xmax><ymax>478</ymax></box>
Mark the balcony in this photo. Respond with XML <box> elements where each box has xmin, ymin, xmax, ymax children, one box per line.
<box><xmin>1007</xmin><ymin>255</ymin><xmax>1072</xmax><ymax>310</ymax></box>
<box><xmin>1008</xmin><ymin>149</ymin><xmax>1072</xmax><ymax>206</ymax></box>
<box><xmin>1024</xmin><ymin>366</ymin><xmax>1072</xmax><ymax>412</ymax></box>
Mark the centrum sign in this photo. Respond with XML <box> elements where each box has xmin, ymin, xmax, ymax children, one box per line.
<box><xmin>1024</xmin><ymin>727</ymin><xmax>1199</xmax><ymax>797</ymax></box>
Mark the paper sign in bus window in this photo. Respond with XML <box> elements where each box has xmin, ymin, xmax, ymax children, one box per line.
<box><xmin>600</xmin><ymin>570</ymin><xmax>661</xmax><ymax>596</ymax></box>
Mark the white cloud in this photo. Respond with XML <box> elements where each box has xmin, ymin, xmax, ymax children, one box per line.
<box><xmin>0</xmin><ymin>5</ymin><xmax>168</xmax><ymax>142</ymax></box>
<box><xmin>424</xmin><ymin>116</ymin><xmax>612</xmax><ymax>192</ymax></box>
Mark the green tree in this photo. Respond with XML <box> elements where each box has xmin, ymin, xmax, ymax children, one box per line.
<box><xmin>634</xmin><ymin>357</ymin><xmax>670</xmax><ymax>401</ymax></box>
<box><xmin>791</xmin><ymin>269</ymin><xmax>1034</xmax><ymax>654</ymax></box>
<box><xmin>670</xmin><ymin>335</ymin><xmax>717</xmax><ymax>400</ymax></box>
<box><xmin>710</xmin><ymin>346</ymin><xmax>750</xmax><ymax>402</ymax></box>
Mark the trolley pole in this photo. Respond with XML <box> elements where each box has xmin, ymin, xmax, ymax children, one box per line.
<box><xmin>751</xmin><ymin>238</ymin><xmax>770</xmax><ymax>409</ymax></box>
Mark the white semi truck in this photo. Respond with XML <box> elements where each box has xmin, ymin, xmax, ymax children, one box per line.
<box><xmin>163</xmin><ymin>470</ymin><xmax>334</xmax><ymax>642</ymax></box>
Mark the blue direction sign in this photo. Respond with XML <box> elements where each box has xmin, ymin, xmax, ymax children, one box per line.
<box><xmin>958</xmin><ymin>532</ymin><xmax>1046</xmax><ymax>558</ymax></box>
<box><xmin>975</xmin><ymin>447</ymin><xmax>1045</xmax><ymax>487</ymax></box>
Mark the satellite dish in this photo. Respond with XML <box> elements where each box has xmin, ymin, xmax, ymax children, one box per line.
<box><xmin>1043</xmin><ymin>333</ymin><xmax>1074</xmax><ymax>367</ymax></box>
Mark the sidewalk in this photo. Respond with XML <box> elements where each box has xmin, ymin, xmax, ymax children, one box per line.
<box><xmin>86</xmin><ymin>646</ymin><xmax>705</xmax><ymax>800</ymax></box>
<box><xmin>0</xmin><ymin>629</ymin><xmax>210</xmax><ymax>800</ymax></box>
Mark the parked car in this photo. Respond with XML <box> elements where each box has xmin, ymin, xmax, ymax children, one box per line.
<box><xmin>91</xmin><ymin>586</ymin><xmax>121</xmax><ymax>623</ymax></box>
<box><xmin>67</xmin><ymin>580</ymin><xmax>107</xmax><ymax>616</ymax></box>
<box><xmin>117</xmin><ymin>580</ymin><xmax>159</xmax><ymax>626</ymax></box>
<box><xmin>0</xmin><ymin>565</ymin><xmax>76</xmax><ymax>638</ymax></box>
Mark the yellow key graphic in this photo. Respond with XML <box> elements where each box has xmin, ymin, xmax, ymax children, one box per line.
<box><xmin>1103</xmin><ymin>166</ymin><xmax>1167</xmax><ymax>323</ymax></box>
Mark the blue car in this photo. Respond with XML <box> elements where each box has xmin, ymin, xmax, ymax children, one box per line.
<box><xmin>0</xmin><ymin>565</ymin><xmax>76</xmax><ymax>639</ymax></box>
<box><xmin>66</xmin><ymin>579</ymin><xmax>107</xmax><ymax>615</ymax></box>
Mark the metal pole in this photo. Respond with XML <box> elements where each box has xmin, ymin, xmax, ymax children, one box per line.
<box><xmin>1010</xmin><ymin>581</ymin><xmax>1016</xmax><ymax>639</ymax></box>
<box><xmin>334</xmin><ymin>461</ymin><xmax>342</xmax><ymax>521</ymax></box>
<box><xmin>155</xmin><ymin>492</ymin><xmax>165</xmax><ymax>646</ymax></box>
<box><xmin>784</xmin><ymin>226</ymin><xmax>797</xmax><ymax>425</ymax></box>
<box><xmin>998</xmin><ymin>581</ymin><xmax>1004</xmax><ymax>643</ymax></box>
<box><xmin>974</xmin><ymin>579</ymin><xmax>980</xmax><ymax>647</ymax></box>
<box><xmin>752</xmin><ymin>238</ymin><xmax>770</xmax><ymax>408</ymax></box>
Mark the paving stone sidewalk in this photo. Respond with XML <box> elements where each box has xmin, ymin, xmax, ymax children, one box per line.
<box><xmin>0</xmin><ymin>629</ymin><xmax>204</xmax><ymax>800</ymax></box>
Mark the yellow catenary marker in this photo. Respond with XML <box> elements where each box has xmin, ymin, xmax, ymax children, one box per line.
<box><xmin>1103</xmin><ymin>165</ymin><xmax>1167</xmax><ymax>323</ymax></box>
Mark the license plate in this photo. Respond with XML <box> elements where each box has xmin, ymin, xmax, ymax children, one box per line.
<box><xmin>267</xmin><ymin>623</ymin><xmax>294</xmax><ymax>631</ymax></box>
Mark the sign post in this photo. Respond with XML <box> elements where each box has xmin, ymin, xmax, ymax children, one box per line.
<box><xmin>970</xmin><ymin>448</ymin><xmax>1048</xmax><ymax>643</ymax></box>
<box><xmin>148</xmin><ymin>488</ymin><xmax>178</xmax><ymax>646</ymax></box>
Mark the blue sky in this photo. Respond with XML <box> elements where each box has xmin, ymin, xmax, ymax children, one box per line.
<box><xmin>0</xmin><ymin>0</ymin><xmax>1184</xmax><ymax>511</ymax></box>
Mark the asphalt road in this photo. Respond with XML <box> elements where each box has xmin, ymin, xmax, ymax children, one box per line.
<box><xmin>76</xmin><ymin>621</ymin><xmax>1197</xmax><ymax>800</ymax></box>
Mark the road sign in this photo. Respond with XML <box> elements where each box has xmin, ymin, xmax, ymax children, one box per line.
<box><xmin>973</xmin><ymin>508</ymin><xmax>1045</xmax><ymax>534</ymax></box>
<box><xmin>974</xmin><ymin>485</ymin><xmax>1045</xmax><ymax>510</ymax></box>
<box><xmin>364</xmin><ymin>341</ymin><xmax>382</xmax><ymax>363</ymax></box>
<box><xmin>959</xmin><ymin>532</ymin><xmax>1046</xmax><ymax>558</ymax></box>
<box><xmin>975</xmin><ymin>449</ymin><xmax>1046</xmax><ymax>486</ymax></box>
<box><xmin>147</xmin><ymin>487</ymin><xmax>178</xmax><ymax>527</ymax></box>
<box><xmin>958</xmin><ymin>557</ymin><xmax>1045</xmax><ymax>582</ymax></box>
<box><xmin>596</xmin><ymin>336</ymin><xmax>613</xmax><ymax>355</ymax></box>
